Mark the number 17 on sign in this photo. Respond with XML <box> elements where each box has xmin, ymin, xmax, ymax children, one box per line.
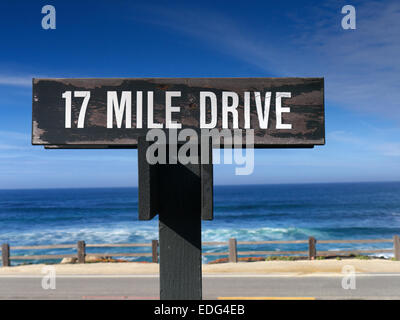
<box><xmin>62</xmin><ymin>91</ymin><xmax>91</xmax><ymax>128</ymax></box>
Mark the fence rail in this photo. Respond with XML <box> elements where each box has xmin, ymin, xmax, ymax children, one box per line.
<box><xmin>1</xmin><ymin>235</ymin><xmax>400</xmax><ymax>266</ymax></box>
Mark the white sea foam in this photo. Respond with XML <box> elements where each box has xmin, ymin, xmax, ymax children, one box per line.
<box><xmin>201</xmin><ymin>226</ymin><xmax>329</xmax><ymax>243</ymax></box>
<box><xmin>0</xmin><ymin>223</ymin><xmax>158</xmax><ymax>246</ymax></box>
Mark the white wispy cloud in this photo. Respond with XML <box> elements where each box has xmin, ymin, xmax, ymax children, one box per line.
<box><xmin>327</xmin><ymin>130</ymin><xmax>364</xmax><ymax>145</ymax></box>
<box><xmin>0</xmin><ymin>75</ymin><xmax>32</xmax><ymax>87</ymax></box>
<box><xmin>328</xmin><ymin>129</ymin><xmax>400</xmax><ymax>157</ymax></box>
<box><xmin>0</xmin><ymin>143</ymin><xmax>29</xmax><ymax>150</ymax></box>
<box><xmin>0</xmin><ymin>130</ymin><xmax>31</xmax><ymax>151</ymax></box>
<box><xmin>375</xmin><ymin>143</ymin><xmax>400</xmax><ymax>157</ymax></box>
<box><xmin>0</xmin><ymin>130</ymin><xmax>30</xmax><ymax>140</ymax></box>
<box><xmin>136</xmin><ymin>1</ymin><xmax>400</xmax><ymax>119</ymax></box>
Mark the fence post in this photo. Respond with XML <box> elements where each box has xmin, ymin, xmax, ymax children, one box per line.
<box><xmin>77</xmin><ymin>241</ymin><xmax>86</xmax><ymax>263</ymax></box>
<box><xmin>1</xmin><ymin>243</ymin><xmax>10</xmax><ymax>267</ymax></box>
<box><xmin>229</xmin><ymin>238</ymin><xmax>238</xmax><ymax>263</ymax></box>
<box><xmin>394</xmin><ymin>235</ymin><xmax>400</xmax><ymax>261</ymax></box>
<box><xmin>152</xmin><ymin>240</ymin><xmax>159</xmax><ymax>263</ymax></box>
<box><xmin>308</xmin><ymin>237</ymin><xmax>317</xmax><ymax>260</ymax></box>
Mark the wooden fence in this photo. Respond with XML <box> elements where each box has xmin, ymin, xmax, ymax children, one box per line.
<box><xmin>1</xmin><ymin>236</ymin><xmax>400</xmax><ymax>266</ymax></box>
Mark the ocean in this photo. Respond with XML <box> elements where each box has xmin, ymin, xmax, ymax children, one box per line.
<box><xmin>0</xmin><ymin>182</ymin><xmax>399</xmax><ymax>264</ymax></box>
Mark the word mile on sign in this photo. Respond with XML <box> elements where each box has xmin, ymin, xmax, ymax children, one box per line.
<box><xmin>32</xmin><ymin>78</ymin><xmax>324</xmax><ymax>148</ymax></box>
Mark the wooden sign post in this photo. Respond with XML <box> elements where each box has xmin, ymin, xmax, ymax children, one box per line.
<box><xmin>32</xmin><ymin>77</ymin><xmax>324</xmax><ymax>300</ymax></box>
<box><xmin>138</xmin><ymin>139</ymin><xmax>213</xmax><ymax>299</ymax></box>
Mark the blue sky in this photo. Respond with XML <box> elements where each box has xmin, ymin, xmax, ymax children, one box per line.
<box><xmin>0</xmin><ymin>0</ymin><xmax>399</xmax><ymax>188</ymax></box>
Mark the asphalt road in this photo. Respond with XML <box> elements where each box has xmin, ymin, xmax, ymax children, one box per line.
<box><xmin>0</xmin><ymin>275</ymin><xmax>399</xmax><ymax>300</ymax></box>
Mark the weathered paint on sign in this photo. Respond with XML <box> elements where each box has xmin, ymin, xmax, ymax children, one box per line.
<box><xmin>32</xmin><ymin>78</ymin><xmax>324</xmax><ymax>148</ymax></box>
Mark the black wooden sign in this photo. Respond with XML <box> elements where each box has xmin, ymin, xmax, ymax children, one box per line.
<box><xmin>32</xmin><ymin>77</ymin><xmax>325</xmax><ymax>300</ymax></box>
<box><xmin>32</xmin><ymin>78</ymin><xmax>324</xmax><ymax>148</ymax></box>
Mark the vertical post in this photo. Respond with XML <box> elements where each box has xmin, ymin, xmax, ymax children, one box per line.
<box><xmin>77</xmin><ymin>241</ymin><xmax>86</xmax><ymax>264</ymax></box>
<box><xmin>229</xmin><ymin>238</ymin><xmax>238</xmax><ymax>263</ymax></box>
<box><xmin>308</xmin><ymin>237</ymin><xmax>317</xmax><ymax>260</ymax></box>
<box><xmin>138</xmin><ymin>142</ymin><xmax>212</xmax><ymax>300</ymax></box>
<box><xmin>158</xmin><ymin>156</ymin><xmax>202</xmax><ymax>300</ymax></box>
<box><xmin>152</xmin><ymin>240</ymin><xmax>158</xmax><ymax>263</ymax></box>
<box><xmin>1</xmin><ymin>243</ymin><xmax>10</xmax><ymax>267</ymax></box>
<box><xmin>394</xmin><ymin>235</ymin><xmax>400</xmax><ymax>261</ymax></box>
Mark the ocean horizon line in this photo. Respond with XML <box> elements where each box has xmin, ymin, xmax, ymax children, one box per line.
<box><xmin>0</xmin><ymin>180</ymin><xmax>399</xmax><ymax>191</ymax></box>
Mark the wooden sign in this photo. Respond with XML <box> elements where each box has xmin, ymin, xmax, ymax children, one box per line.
<box><xmin>32</xmin><ymin>78</ymin><xmax>324</xmax><ymax>148</ymax></box>
<box><xmin>31</xmin><ymin>77</ymin><xmax>326</xmax><ymax>300</ymax></box>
